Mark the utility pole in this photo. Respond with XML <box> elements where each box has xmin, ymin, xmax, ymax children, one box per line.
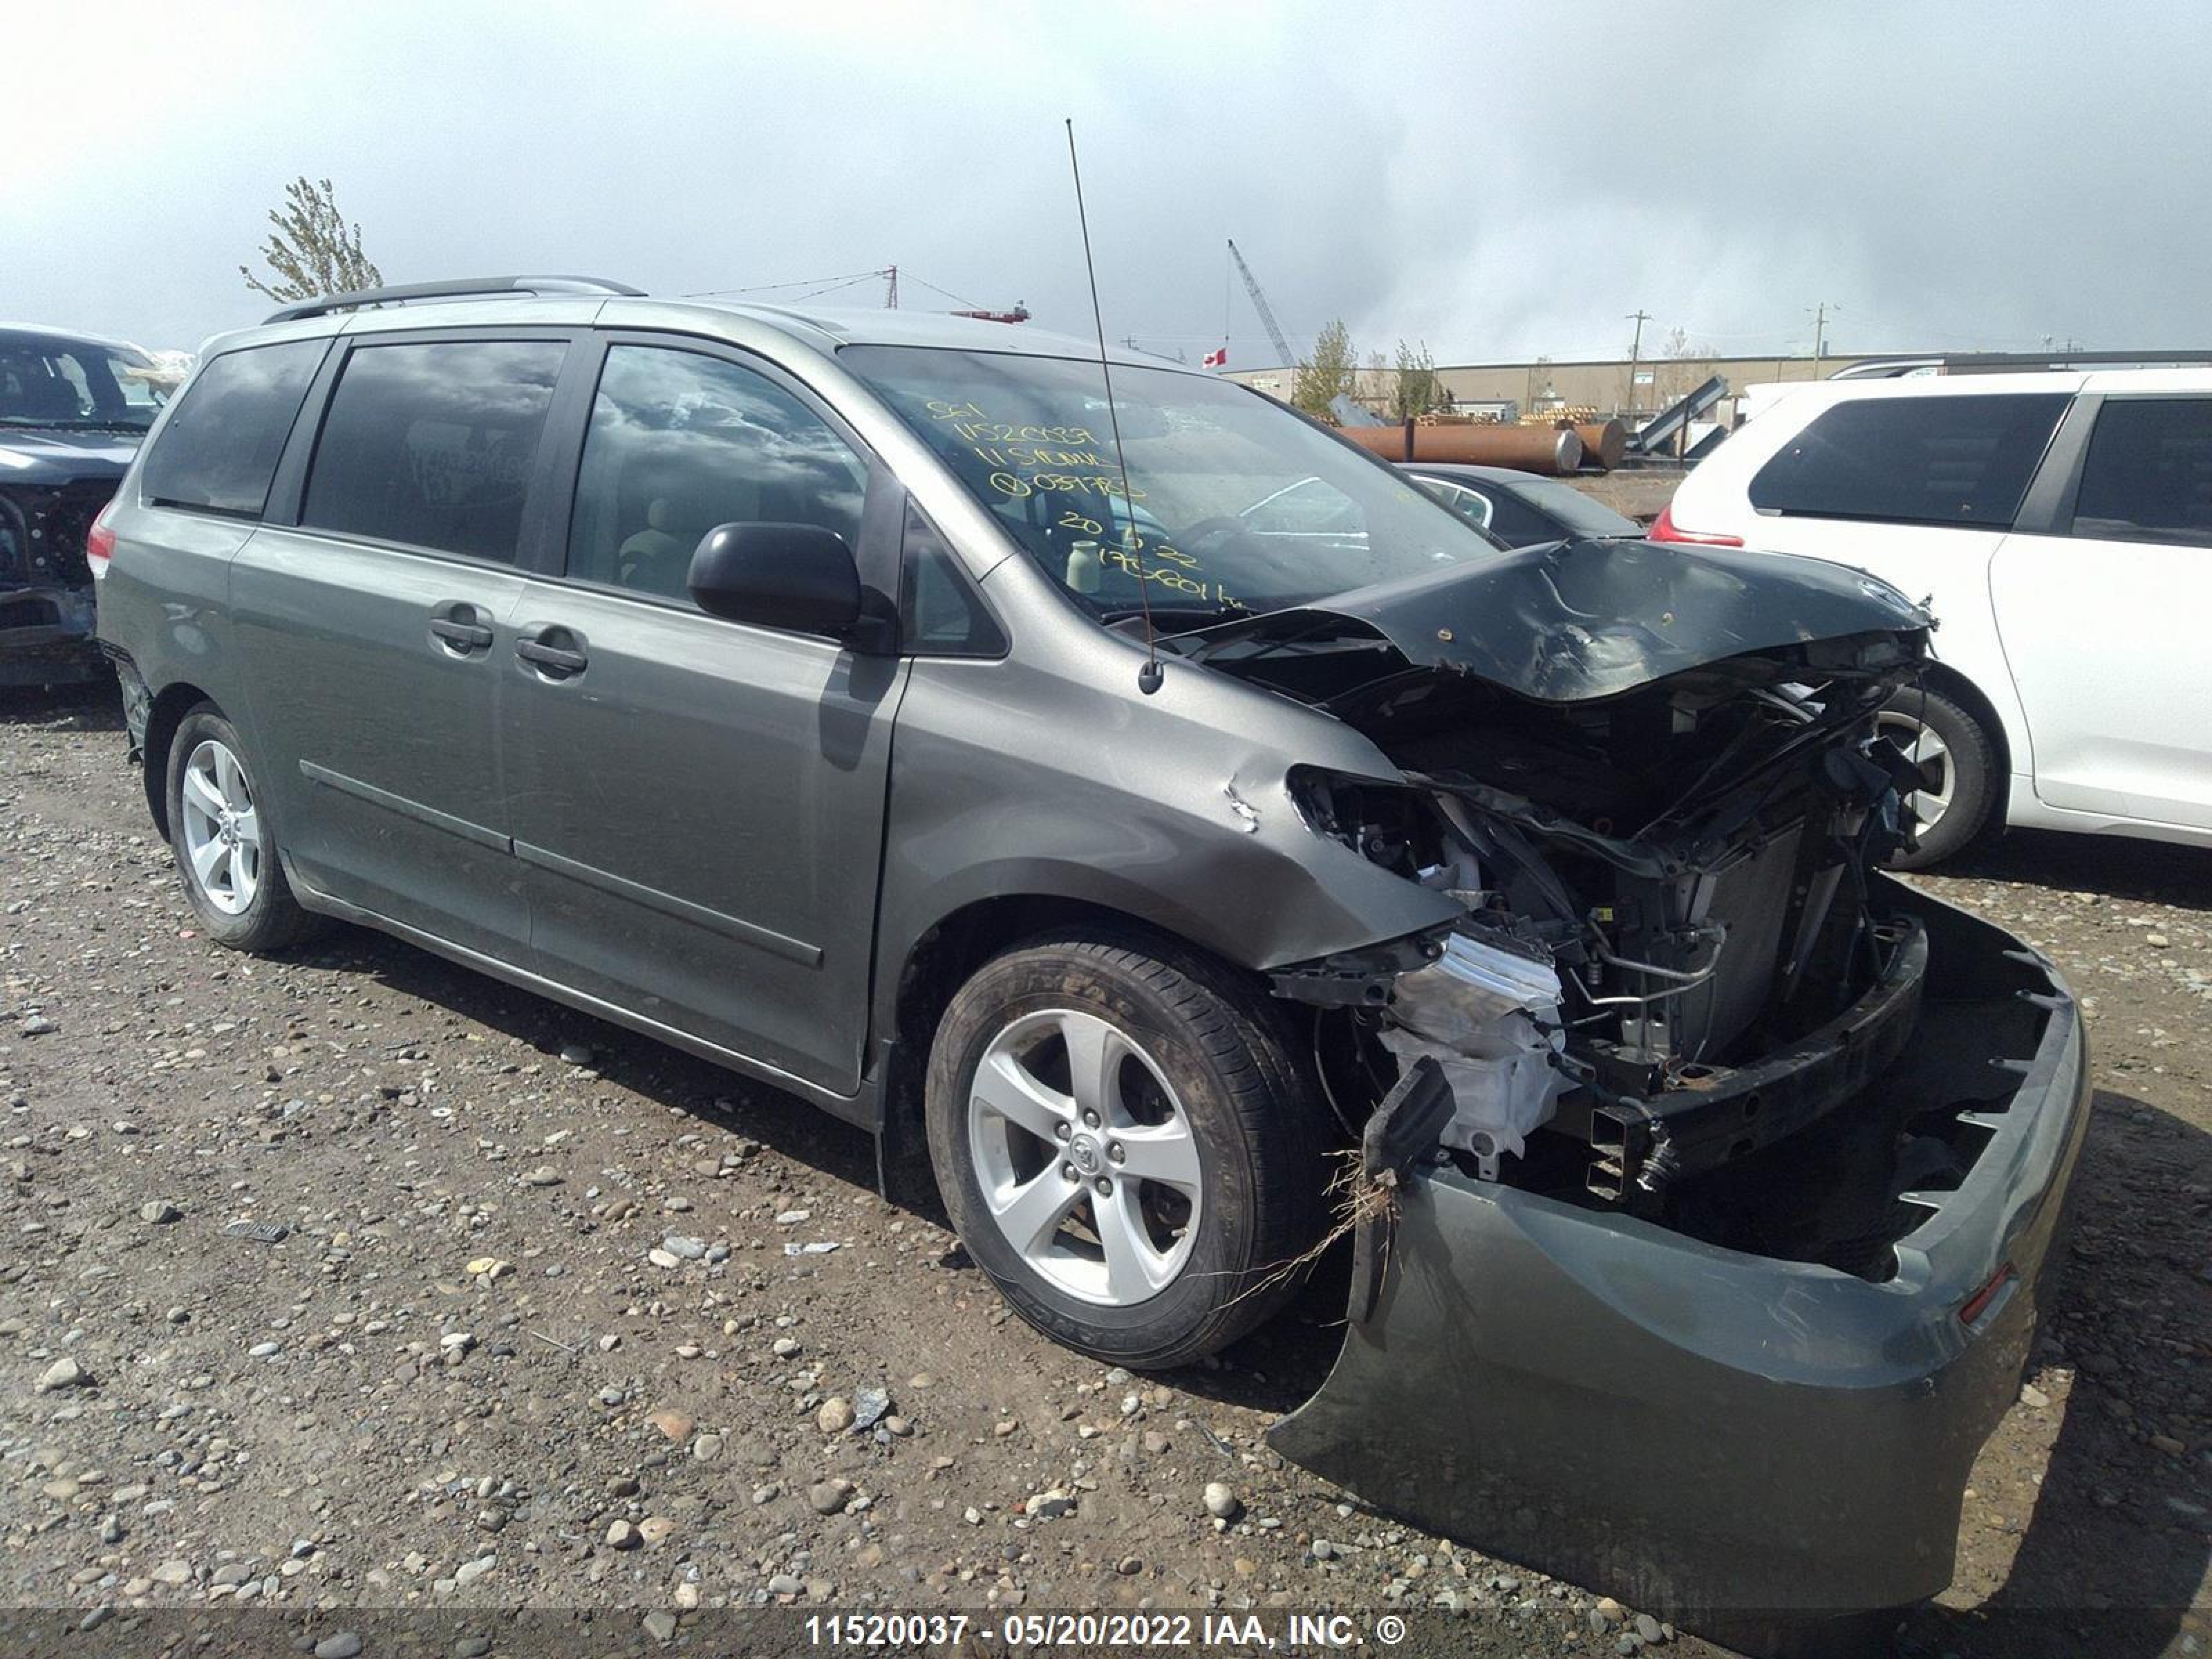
<box><xmin>884</xmin><ymin>265</ymin><xmax>898</xmax><ymax>309</ymax></box>
<box><xmin>1810</xmin><ymin>301</ymin><xmax>1835</xmax><ymax>375</ymax></box>
<box><xmin>1624</xmin><ymin>309</ymin><xmax>1650</xmax><ymax>418</ymax></box>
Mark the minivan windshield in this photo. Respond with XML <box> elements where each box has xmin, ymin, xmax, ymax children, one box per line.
<box><xmin>0</xmin><ymin>330</ymin><xmax>167</xmax><ymax>432</ymax></box>
<box><xmin>843</xmin><ymin>345</ymin><xmax>1499</xmax><ymax>624</ymax></box>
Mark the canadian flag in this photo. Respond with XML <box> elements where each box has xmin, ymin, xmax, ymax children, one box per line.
<box><xmin>1202</xmin><ymin>346</ymin><xmax>1227</xmax><ymax>368</ymax></box>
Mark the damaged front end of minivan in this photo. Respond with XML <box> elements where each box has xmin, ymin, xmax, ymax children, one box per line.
<box><xmin>1188</xmin><ymin>538</ymin><xmax>2090</xmax><ymax>1621</ymax></box>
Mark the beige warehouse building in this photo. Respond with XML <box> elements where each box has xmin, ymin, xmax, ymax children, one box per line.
<box><xmin>1229</xmin><ymin>351</ymin><xmax>1876</xmax><ymax>426</ymax></box>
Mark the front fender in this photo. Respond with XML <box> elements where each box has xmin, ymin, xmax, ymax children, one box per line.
<box><xmin>873</xmin><ymin>650</ymin><xmax>1461</xmax><ymax>1030</ymax></box>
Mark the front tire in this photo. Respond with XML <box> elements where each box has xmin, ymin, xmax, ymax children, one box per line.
<box><xmin>926</xmin><ymin>933</ymin><xmax>1326</xmax><ymax>1369</ymax></box>
<box><xmin>165</xmin><ymin>706</ymin><xmax>324</xmax><ymax>952</ymax></box>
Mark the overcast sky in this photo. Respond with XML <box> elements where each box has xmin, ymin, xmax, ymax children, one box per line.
<box><xmin>9</xmin><ymin>1</ymin><xmax>2209</xmax><ymax>366</ymax></box>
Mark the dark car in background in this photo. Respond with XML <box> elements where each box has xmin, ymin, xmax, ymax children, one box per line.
<box><xmin>1403</xmin><ymin>459</ymin><xmax>1644</xmax><ymax>545</ymax></box>
<box><xmin>1</xmin><ymin>326</ymin><xmax>169</xmax><ymax>684</ymax></box>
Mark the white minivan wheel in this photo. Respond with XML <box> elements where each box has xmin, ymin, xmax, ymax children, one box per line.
<box><xmin>1878</xmin><ymin>690</ymin><xmax>1998</xmax><ymax>869</ymax></box>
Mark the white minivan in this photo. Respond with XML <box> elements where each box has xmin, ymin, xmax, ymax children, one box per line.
<box><xmin>1656</xmin><ymin>371</ymin><xmax>2212</xmax><ymax>865</ymax></box>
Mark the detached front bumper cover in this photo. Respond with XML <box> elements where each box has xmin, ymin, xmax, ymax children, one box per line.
<box><xmin>1268</xmin><ymin>880</ymin><xmax>2090</xmax><ymax>1622</ymax></box>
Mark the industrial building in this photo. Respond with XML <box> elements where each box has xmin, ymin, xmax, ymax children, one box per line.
<box><xmin>1228</xmin><ymin>351</ymin><xmax>1872</xmax><ymax>427</ymax></box>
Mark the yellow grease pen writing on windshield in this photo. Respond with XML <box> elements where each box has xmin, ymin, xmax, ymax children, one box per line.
<box><xmin>928</xmin><ymin>400</ymin><xmax>1220</xmax><ymax>599</ymax></box>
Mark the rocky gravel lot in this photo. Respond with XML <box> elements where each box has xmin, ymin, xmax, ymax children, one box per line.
<box><xmin>2</xmin><ymin>682</ymin><xmax>2208</xmax><ymax>1658</ymax></box>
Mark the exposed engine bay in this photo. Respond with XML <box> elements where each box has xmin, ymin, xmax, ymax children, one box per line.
<box><xmin>1161</xmin><ymin>536</ymin><xmax>2090</xmax><ymax>1626</ymax></box>
<box><xmin>1186</xmin><ymin>538</ymin><xmax>1962</xmax><ymax>1280</ymax></box>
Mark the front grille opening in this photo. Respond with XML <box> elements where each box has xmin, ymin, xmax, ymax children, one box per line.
<box><xmin>36</xmin><ymin>482</ymin><xmax>115</xmax><ymax>590</ymax></box>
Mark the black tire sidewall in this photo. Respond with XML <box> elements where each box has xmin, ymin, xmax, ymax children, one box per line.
<box><xmin>1883</xmin><ymin>689</ymin><xmax>1996</xmax><ymax>869</ymax></box>
<box><xmin>165</xmin><ymin>709</ymin><xmax>303</xmax><ymax>950</ymax></box>
<box><xmin>926</xmin><ymin>942</ymin><xmax>1294</xmax><ymax>1367</ymax></box>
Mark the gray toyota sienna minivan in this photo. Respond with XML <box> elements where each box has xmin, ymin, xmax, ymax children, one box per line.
<box><xmin>95</xmin><ymin>276</ymin><xmax>2088</xmax><ymax>1618</ymax></box>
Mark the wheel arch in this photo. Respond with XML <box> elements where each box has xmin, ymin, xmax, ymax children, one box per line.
<box><xmin>885</xmin><ymin>892</ymin><xmax>1253</xmax><ymax>1145</ymax></box>
<box><xmin>140</xmin><ymin>681</ymin><xmax>220</xmax><ymax>838</ymax></box>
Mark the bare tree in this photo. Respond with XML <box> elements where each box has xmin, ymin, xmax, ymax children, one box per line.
<box><xmin>1293</xmin><ymin>319</ymin><xmax>1359</xmax><ymax>418</ymax></box>
<box><xmin>1651</xmin><ymin>325</ymin><xmax>1718</xmax><ymax>407</ymax></box>
<box><xmin>240</xmin><ymin>177</ymin><xmax>384</xmax><ymax>304</ymax></box>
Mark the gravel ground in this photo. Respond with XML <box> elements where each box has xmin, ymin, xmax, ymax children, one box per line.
<box><xmin>2</xmin><ymin>682</ymin><xmax>2206</xmax><ymax>1658</ymax></box>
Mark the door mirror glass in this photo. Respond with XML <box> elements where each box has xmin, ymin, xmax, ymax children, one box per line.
<box><xmin>688</xmin><ymin>523</ymin><xmax>862</xmax><ymax>638</ymax></box>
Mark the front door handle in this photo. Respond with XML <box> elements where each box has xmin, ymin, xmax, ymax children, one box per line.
<box><xmin>429</xmin><ymin>602</ymin><xmax>495</xmax><ymax>654</ymax></box>
<box><xmin>516</xmin><ymin>624</ymin><xmax>589</xmax><ymax>677</ymax></box>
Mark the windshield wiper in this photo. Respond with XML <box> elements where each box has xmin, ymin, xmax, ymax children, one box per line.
<box><xmin>1100</xmin><ymin>603</ymin><xmax>1262</xmax><ymax>636</ymax></box>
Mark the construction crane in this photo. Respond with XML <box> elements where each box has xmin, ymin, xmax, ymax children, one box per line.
<box><xmin>1227</xmin><ymin>239</ymin><xmax>1295</xmax><ymax>368</ymax></box>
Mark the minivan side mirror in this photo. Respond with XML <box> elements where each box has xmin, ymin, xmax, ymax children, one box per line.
<box><xmin>688</xmin><ymin>523</ymin><xmax>862</xmax><ymax>639</ymax></box>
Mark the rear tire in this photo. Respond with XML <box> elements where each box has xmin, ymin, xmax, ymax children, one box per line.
<box><xmin>165</xmin><ymin>705</ymin><xmax>325</xmax><ymax>952</ymax></box>
<box><xmin>926</xmin><ymin>932</ymin><xmax>1327</xmax><ymax>1369</ymax></box>
<box><xmin>1878</xmin><ymin>688</ymin><xmax>1998</xmax><ymax>870</ymax></box>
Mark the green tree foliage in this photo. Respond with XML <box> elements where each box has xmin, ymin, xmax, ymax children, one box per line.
<box><xmin>1293</xmin><ymin>319</ymin><xmax>1358</xmax><ymax>418</ymax></box>
<box><xmin>1391</xmin><ymin>339</ymin><xmax>1438</xmax><ymax>420</ymax></box>
<box><xmin>240</xmin><ymin>177</ymin><xmax>384</xmax><ymax>305</ymax></box>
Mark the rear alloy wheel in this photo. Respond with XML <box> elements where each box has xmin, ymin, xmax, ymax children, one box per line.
<box><xmin>165</xmin><ymin>705</ymin><xmax>324</xmax><ymax>952</ymax></box>
<box><xmin>1877</xmin><ymin>688</ymin><xmax>1998</xmax><ymax>869</ymax></box>
<box><xmin>926</xmin><ymin>935</ymin><xmax>1326</xmax><ymax>1369</ymax></box>
<box><xmin>178</xmin><ymin>738</ymin><xmax>263</xmax><ymax>916</ymax></box>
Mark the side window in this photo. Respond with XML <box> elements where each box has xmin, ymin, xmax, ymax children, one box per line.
<box><xmin>140</xmin><ymin>340</ymin><xmax>326</xmax><ymax>517</ymax></box>
<box><xmin>899</xmin><ymin>500</ymin><xmax>1005</xmax><ymax>656</ymax></box>
<box><xmin>2071</xmin><ymin>398</ymin><xmax>2212</xmax><ymax>547</ymax></box>
<box><xmin>1482</xmin><ymin>491</ymin><xmax>1555</xmax><ymax>544</ymax></box>
<box><xmin>1747</xmin><ymin>393</ymin><xmax>2070</xmax><ymax>528</ymax></box>
<box><xmin>1418</xmin><ymin>478</ymin><xmax>1493</xmax><ymax>530</ymax></box>
<box><xmin>301</xmin><ymin>339</ymin><xmax>565</xmax><ymax>561</ymax></box>
<box><xmin>567</xmin><ymin>346</ymin><xmax>868</xmax><ymax>604</ymax></box>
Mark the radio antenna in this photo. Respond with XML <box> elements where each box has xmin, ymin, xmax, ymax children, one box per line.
<box><xmin>1065</xmin><ymin>118</ymin><xmax>1163</xmax><ymax>696</ymax></box>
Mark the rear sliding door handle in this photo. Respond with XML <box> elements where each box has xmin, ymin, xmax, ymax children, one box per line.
<box><xmin>429</xmin><ymin>602</ymin><xmax>495</xmax><ymax>654</ymax></box>
<box><xmin>516</xmin><ymin>624</ymin><xmax>588</xmax><ymax>677</ymax></box>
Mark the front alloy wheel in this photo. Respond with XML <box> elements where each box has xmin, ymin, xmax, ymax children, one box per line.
<box><xmin>926</xmin><ymin>933</ymin><xmax>1327</xmax><ymax>1369</ymax></box>
<box><xmin>968</xmin><ymin>1007</ymin><xmax>1204</xmax><ymax>1306</ymax></box>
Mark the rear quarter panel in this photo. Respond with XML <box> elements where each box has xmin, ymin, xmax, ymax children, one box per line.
<box><xmin>96</xmin><ymin>496</ymin><xmax>258</xmax><ymax>733</ymax></box>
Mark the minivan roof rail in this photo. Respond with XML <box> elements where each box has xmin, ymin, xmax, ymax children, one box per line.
<box><xmin>263</xmin><ymin>275</ymin><xmax>646</xmax><ymax>325</ymax></box>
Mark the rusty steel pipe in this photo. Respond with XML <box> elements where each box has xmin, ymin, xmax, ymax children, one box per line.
<box><xmin>1573</xmin><ymin>420</ymin><xmax>1627</xmax><ymax>472</ymax></box>
<box><xmin>1342</xmin><ymin>422</ymin><xmax>1584</xmax><ymax>476</ymax></box>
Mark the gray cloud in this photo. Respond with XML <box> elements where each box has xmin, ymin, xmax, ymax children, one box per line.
<box><xmin>7</xmin><ymin>1</ymin><xmax>2206</xmax><ymax>365</ymax></box>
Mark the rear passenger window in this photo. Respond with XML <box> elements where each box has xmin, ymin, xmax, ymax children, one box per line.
<box><xmin>2071</xmin><ymin>398</ymin><xmax>2212</xmax><ymax>547</ymax></box>
<box><xmin>565</xmin><ymin>346</ymin><xmax>867</xmax><ymax>604</ymax></box>
<box><xmin>140</xmin><ymin>340</ymin><xmax>325</xmax><ymax>517</ymax></box>
<box><xmin>302</xmin><ymin>339</ymin><xmax>565</xmax><ymax>561</ymax></box>
<box><xmin>1748</xmin><ymin>393</ymin><xmax>2069</xmax><ymax>528</ymax></box>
